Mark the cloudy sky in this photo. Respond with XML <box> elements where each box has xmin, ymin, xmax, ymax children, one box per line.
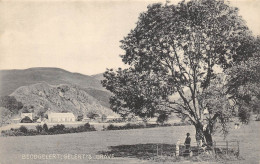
<box><xmin>0</xmin><ymin>0</ymin><xmax>259</xmax><ymax>75</ymax></box>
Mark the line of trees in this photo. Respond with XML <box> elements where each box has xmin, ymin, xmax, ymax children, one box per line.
<box><xmin>1</xmin><ymin>123</ymin><xmax>96</xmax><ymax>136</ymax></box>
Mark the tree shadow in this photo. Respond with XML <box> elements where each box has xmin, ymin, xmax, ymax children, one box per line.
<box><xmin>98</xmin><ymin>143</ymin><xmax>242</xmax><ymax>162</ymax></box>
<box><xmin>97</xmin><ymin>143</ymin><xmax>190</xmax><ymax>160</ymax></box>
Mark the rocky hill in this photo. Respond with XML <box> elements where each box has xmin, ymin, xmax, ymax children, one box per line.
<box><xmin>0</xmin><ymin>67</ymin><xmax>105</xmax><ymax>96</ymax></box>
<box><xmin>10</xmin><ymin>82</ymin><xmax>116</xmax><ymax>117</ymax></box>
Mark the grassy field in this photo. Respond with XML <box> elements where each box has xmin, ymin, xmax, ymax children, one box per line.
<box><xmin>0</xmin><ymin>122</ymin><xmax>259</xmax><ymax>164</ymax></box>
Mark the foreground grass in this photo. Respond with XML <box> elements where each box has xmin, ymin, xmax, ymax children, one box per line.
<box><xmin>0</xmin><ymin>122</ymin><xmax>259</xmax><ymax>164</ymax></box>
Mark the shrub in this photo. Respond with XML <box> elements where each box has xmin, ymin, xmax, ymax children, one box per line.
<box><xmin>106</xmin><ymin>118</ymin><xmax>125</xmax><ymax>123</ymax></box>
<box><xmin>19</xmin><ymin>126</ymin><xmax>28</xmax><ymax>133</ymax></box>
<box><xmin>87</xmin><ymin>111</ymin><xmax>100</xmax><ymax>120</ymax></box>
<box><xmin>1</xmin><ymin>130</ymin><xmax>15</xmax><ymax>136</ymax></box>
<box><xmin>40</xmin><ymin>131</ymin><xmax>48</xmax><ymax>135</ymax></box>
<box><xmin>36</xmin><ymin>125</ymin><xmax>43</xmax><ymax>133</ymax></box>
<box><xmin>33</xmin><ymin>116</ymin><xmax>40</xmax><ymax>123</ymax></box>
<box><xmin>77</xmin><ymin>114</ymin><xmax>84</xmax><ymax>121</ymax></box>
<box><xmin>173</xmin><ymin>122</ymin><xmax>189</xmax><ymax>126</ymax></box>
<box><xmin>83</xmin><ymin>123</ymin><xmax>91</xmax><ymax>129</ymax></box>
<box><xmin>76</xmin><ymin>123</ymin><xmax>95</xmax><ymax>132</ymax></box>
<box><xmin>49</xmin><ymin>124</ymin><xmax>66</xmax><ymax>134</ymax></box>
<box><xmin>43</xmin><ymin>123</ymin><xmax>48</xmax><ymax>132</ymax></box>
<box><xmin>156</xmin><ymin>113</ymin><xmax>169</xmax><ymax>125</ymax></box>
<box><xmin>106</xmin><ymin>124</ymin><xmax>116</xmax><ymax>130</ymax></box>
<box><xmin>15</xmin><ymin>131</ymin><xmax>26</xmax><ymax>136</ymax></box>
<box><xmin>27</xmin><ymin>129</ymin><xmax>38</xmax><ymax>136</ymax></box>
<box><xmin>104</xmin><ymin>122</ymin><xmax>171</xmax><ymax>131</ymax></box>
<box><xmin>53</xmin><ymin>124</ymin><xmax>65</xmax><ymax>131</ymax></box>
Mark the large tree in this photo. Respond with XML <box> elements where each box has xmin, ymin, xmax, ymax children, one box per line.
<box><xmin>102</xmin><ymin>0</ymin><xmax>258</xmax><ymax>145</ymax></box>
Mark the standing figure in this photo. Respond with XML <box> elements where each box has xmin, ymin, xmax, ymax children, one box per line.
<box><xmin>184</xmin><ymin>133</ymin><xmax>191</xmax><ymax>157</ymax></box>
<box><xmin>176</xmin><ymin>139</ymin><xmax>181</xmax><ymax>156</ymax></box>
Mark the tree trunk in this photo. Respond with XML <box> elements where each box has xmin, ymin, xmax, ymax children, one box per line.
<box><xmin>195</xmin><ymin>123</ymin><xmax>204</xmax><ymax>145</ymax></box>
<box><xmin>203</xmin><ymin>127</ymin><xmax>213</xmax><ymax>146</ymax></box>
<box><xmin>195</xmin><ymin>122</ymin><xmax>213</xmax><ymax>146</ymax></box>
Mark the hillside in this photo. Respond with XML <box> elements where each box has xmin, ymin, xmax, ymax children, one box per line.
<box><xmin>0</xmin><ymin>67</ymin><xmax>105</xmax><ymax>96</ymax></box>
<box><xmin>91</xmin><ymin>73</ymin><xmax>105</xmax><ymax>81</ymax></box>
<box><xmin>10</xmin><ymin>83</ymin><xmax>116</xmax><ymax>117</ymax></box>
<box><xmin>83</xmin><ymin>88</ymin><xmax>112</xmax><ymax>108</ymax></box>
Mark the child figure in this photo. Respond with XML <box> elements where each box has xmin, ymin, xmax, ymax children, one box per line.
<box><xmin>176</xmin><ymin>139</ymin><xmax>181</xmax><ymax>156</ymax></box>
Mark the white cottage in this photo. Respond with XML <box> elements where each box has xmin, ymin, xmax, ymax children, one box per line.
<box><xmin>48</xmin><ymin>113</ymin><xmax>76</xmax><ymax>123</ymax></box>
<box><xmin>21</xmin><ymin>113</ymin><xmax>33</xmax><ymax>120</ymax></box>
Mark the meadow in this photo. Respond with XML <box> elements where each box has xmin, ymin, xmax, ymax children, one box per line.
<box><xmin>0</xmin><ymin>122</ymin><xmax>259</xmax><ymax>164</ymax></box>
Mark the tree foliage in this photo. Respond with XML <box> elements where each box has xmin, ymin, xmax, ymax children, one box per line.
<box><xmin>87</xmin><ymin>111</ymin><xmax>100</xmax><ymax>120</ymax></box>
<box><xmin>225</xmin><ymin>45</ymin><xmax>260</xmax><ymax>122</ymax></box>
<box><xmin>0</xmin><ymin>96</ymin><xmax>23</xmax><ymax>114</ymax></box>
<box><xmin>102</xmin><ymin>0</ymin><xmax>258</xmax><ymax>144</ymax></box>
<box><xmin>0</xmin><ymin>107</ymin><xmax>12</xmax><ymax>126</ymax></box>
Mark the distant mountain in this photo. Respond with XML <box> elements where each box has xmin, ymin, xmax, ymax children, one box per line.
<box><xmin>10</xmin><ymin>83</ymin><xmax>116</xmax><ymax>117</ymax></box>
<box><xmin>0</xmin><ymin>67</ymin><xmax>105</xmax><ymax>96</ymax></box>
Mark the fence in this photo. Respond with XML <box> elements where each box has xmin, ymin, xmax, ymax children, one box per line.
<box><xmin>153</xmin><ymin>140</ymin><xmax>240</xmax><ymax>158</ymax></box>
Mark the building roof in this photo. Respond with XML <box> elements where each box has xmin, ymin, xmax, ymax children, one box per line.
<box><xmin>12</xmin><ymin>118</ymin><xmax>21</xmax><ymax>121</ymax></box>
<box><xmin>21</xmin><ymin>113</ymin><xmax>33</xmax><ymax>115</ymax></box>
<box><xmin>48</xmin><ymin>113</ymin><xmax>75</xmax><ymax>118</ymax></box>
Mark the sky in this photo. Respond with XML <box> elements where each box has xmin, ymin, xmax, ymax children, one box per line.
<box><xmin>0</xmin><ymin>0</ymin><xmax>259</xmax><ymax>75</ymax></box>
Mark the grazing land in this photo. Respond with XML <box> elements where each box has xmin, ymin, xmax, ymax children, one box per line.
<box><xmin>0</xmin><ymin>122</ymin><xmax>259</xmax><ymax>164</ymax></box>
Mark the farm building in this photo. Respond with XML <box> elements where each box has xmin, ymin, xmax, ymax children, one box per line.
<box><xmin>21</xmin><ymin>113</ymin><xmax>33</xmax><ymax>120</ymax></box>
<box><xmin>48</xmin><ymin>113</ymin><xmax>76</xmax><ymax>123</ymax></box>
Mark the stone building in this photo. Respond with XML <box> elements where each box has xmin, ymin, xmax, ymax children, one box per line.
<box><xmin>48</xmin><ymin>112</ymin><xmax>76</xmax><ymax>123</ymax></box>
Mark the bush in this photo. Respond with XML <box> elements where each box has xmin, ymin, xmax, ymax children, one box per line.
<box><xmin>156</xmin><ymin>113</ymin><xmax>169</xmax><ymax>125</ymax></box>
<box><xmin>43</xmin><ymin>123</ymin><xmax>48</xmax><ymax>132</ymax></box>
<box><xmin>106</xmin><ymin>118</ymin><xmax>125</xmax><ymax>123</ymax></box>
<box><xmin>104</xmin><ymin>122</ymin><xmax>172</xmax><ymax>131</ymax></box>
<box><xmin>173</xmin><ymin>122</ymin><xmax>191</xmax><ymax>126</ymax></box>
<box><xmin>83</xmin><ymin>123</ymin><xmax>91</xmax><ymax>129</ymax></box>
<box><xmin>19</xmin><ymin>126</ymin><xmax>28</xmax><ymax>133</ymax></box>
<box><xmin>53</xmin><ymin>124</ymin><xmax>65</xmax><ymax>131</ymax></box>
<box><xmin>106</xmin><ymin>123</ymin><xmax>145</xmax><ymax>130</ymax></box>
<box><xmin>36</xmin><ymin>125</ymin><xmax>43</xmax><ymax>133</ymax></box>
<box><xmin>1</xmin><ymin>130</ymin><xmax>15</xmax><ymax>136</ymax></box>
<box><xmin>106</xmin><ymin>124</ymin><xmax>115</xmax><ymax>130</ymax></box>
<box><xmin>77</xmin><ymin>114</ymin><xmax>84</xmax><ymax>121</ymax></box>
<box><xmin>20</xmin><ymin>116</ymin><xmax>33</xmax><ymax>123</ymax></box>
<box><xmin>49</xmin><ymin>124</ymin><xmax>66</xmax><ymax>134</ymax></box>
<box><xmin>87</xmin><ymin>111</ymin><xmax>100</xmax><ymax>120</ymax></box>
<box><xmin>40</xmin><ymin>131</ymin><xmax>48</xmax><ymax>135</ymax></box>
<box><xmin>27</xmin><ymin>129</ymin><xmax>38</xmax><ymax>136</ymax></box>
<box><xmin>76</xmin><ymin>123</ymin><xmax>95</xmax><ymax>132</ymax></box>
<box><xmin>33</xmin><ymin>116</ymin><xmax>40</xmax><ymax>123</ymax></box>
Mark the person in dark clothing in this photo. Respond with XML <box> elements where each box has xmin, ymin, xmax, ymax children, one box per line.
<box><xmin>184</xmin><ymin>133</ymin><xmax>191</xmax><ymax>156</ymax></box>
